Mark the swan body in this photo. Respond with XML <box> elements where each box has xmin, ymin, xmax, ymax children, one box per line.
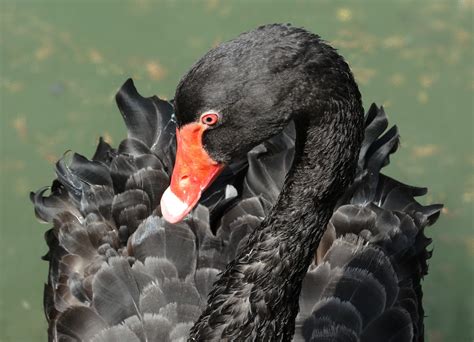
<box><xmin>32</xmin><ymin>24</ymin><xmax>441</xmax><ymax>341</ymax></box>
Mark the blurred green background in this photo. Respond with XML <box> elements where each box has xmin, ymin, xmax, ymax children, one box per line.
<box><xmin>0</xmin><ymin>0</ymin><xmax>472</xmax><ymax>341</ymax></box>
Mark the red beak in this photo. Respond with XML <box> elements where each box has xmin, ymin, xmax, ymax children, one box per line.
<box><xmin>160</xmin><ymin>123</ymin><xmax>224</xmax><ymax>223</ymax></box>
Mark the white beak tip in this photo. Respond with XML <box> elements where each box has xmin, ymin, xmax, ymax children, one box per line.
<box><xmin>160</xmin><ymin>187</ymin><xmax>190</xmax><ymax>223</ymax></box>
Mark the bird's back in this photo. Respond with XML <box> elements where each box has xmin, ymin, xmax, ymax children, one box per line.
<box><xmin>296</xmin><ymin>104</ymin><xmax>441</xmax><ymax>342</ymax></box>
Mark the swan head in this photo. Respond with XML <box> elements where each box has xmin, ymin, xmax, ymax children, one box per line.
<box><xmin>160</xmin><ymin>24</ymin><xmax>357</xmax><ymax>223</ymax></box>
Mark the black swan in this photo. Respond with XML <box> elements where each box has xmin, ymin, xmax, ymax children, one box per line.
<box><xmin>31</xmin><ymin>24</ymin><xmax>442</xmax><ymax>341</ymax></box>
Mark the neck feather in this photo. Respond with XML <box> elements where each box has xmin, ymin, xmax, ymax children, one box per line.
<box><xmin>189</xmin><ymin>100</ymin><xmax>363</xmax><ymax>341</ymax></box>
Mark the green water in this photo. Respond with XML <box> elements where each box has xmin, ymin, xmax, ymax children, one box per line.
<box><xmin>1</xmin><ymin>1</ymin><xmax>472</xmax><ymax>341</ymax></box>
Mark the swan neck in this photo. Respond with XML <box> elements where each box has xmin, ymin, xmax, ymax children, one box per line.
<box><xmin>189</xmin><ymin>100</ymin><xmax>363</xmax><ymax>341</ymax></box>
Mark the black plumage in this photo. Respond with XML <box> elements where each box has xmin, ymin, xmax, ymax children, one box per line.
<box><xmin>32</xmin><ymin>24</ymin><xmax>441</xmax><ymax>341</ymax></box>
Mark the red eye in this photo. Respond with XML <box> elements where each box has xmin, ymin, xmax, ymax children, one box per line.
<box><xmin>201</xmin><ymin>113</ymin><xmax>219</xmax><ymax>126</ymax></box>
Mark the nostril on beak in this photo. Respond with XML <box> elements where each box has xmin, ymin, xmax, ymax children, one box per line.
<box><xmin>179</xmin><ymin>175</ymin><xmax>190</xmax><ymax>186</ymax></box>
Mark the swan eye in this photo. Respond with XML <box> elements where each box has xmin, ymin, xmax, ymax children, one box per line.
<box><xmin>201</xmin><ymin>113</ymin><xmax>219</xmax><ymax>126</ymax></box>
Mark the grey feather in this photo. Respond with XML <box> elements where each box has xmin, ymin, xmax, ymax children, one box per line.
<box><xmin>55</xmin><ymin>307</ymin><xmax>107</xmax><ymax>341</ymax></box>
<box><xmin>90</xmin><ymin>325</ymin><xmax>141</xmax><ymax>342</ymax></box>
<box><xmin>124</xmin><ymin>314</ymin><xmax>173</xmax><ymax>342</ymax></box>
<box><xmin>92</xmin><ymin>258</ymin><xmax>141</xmax><ymax>326</ymax></box>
